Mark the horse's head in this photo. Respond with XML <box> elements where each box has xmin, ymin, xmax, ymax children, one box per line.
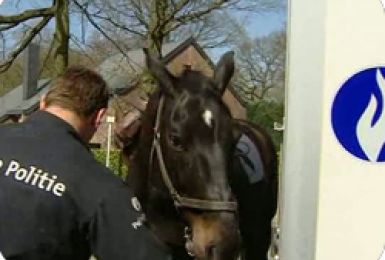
<box><xmin>145</xmin><ymin>50</ymin><xmax>241</xmax><ymax>259</ymax></box>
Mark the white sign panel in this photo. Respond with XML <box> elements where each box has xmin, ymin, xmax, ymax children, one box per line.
<box><xmin>281</xmin><ymin>0</ymin><xmax>385</xmax><ymax>260</ymax></box>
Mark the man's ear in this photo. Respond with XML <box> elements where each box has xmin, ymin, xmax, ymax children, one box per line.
<box><xmin>92</xmin><ymin>108</ymin><xmax>107</xmax><ymax>128</ymax></box>
<box><xmin>39</xmin><ymin>94</ymin><xmax>47</xmax><ymax>110</ymax></box>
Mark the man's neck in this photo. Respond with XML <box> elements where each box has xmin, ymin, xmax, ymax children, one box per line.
<box><xmin>42</xmin><ymin>106</ymin><xmax>91</xmax><ymax>142</ymax></box>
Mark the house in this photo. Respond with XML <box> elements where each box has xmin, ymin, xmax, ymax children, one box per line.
<box><xmin>0</xmin><ymin>44</ymin><xmax>50</xmax><ymax>124</ymax></box>
<box><xmin>91</xmin><ymin>37</ymin><xmax>247</xmax><ymax>148</ymax></box>
<box><xmin>0</xmin><ymin>79</ymin><xmax>50</xmax><ymax>124</ymax></box>
<box><xmin>97</xmin><ymin>37</ymin><xmax>246</xmax><ymax>117</ymax></box>
<box><xmin>0</xmin><ymin>39</ymin><xmax>246</xmax><ymax>148</ymax></box>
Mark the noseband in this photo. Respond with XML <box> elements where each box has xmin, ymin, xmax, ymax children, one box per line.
<box><xmin>150</xmin><ymin>96</ymin><xmax>238</xmax><ymax>212</ymax></box>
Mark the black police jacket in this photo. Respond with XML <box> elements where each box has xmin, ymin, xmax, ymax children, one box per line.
<box><xmin>0</xmin><ymin>111</ymin><xmax>169</xmax><ymax>260</ymax></box>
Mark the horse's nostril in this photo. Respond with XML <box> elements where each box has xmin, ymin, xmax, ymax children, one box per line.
<box><xmin>206</xmin><ymin>244</ymin><xmax>216</xmax><ymax>258</ymax></box>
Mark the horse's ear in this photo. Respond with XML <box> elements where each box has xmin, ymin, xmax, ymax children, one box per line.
<box><xmin>214</xmin><ymin>51</ymin><xmax>235</xmax><ymax>95</ymax></box>
<box><xmin>143</xmin><ymin>48</ymin><xmax>176</xmax><ymax>96</ymax></box>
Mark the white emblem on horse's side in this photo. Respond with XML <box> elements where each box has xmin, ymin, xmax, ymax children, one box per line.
<box><xmin>202</xmin><ymin>110</ymin><xmax>213</xmax><ymax>128</ymax></box>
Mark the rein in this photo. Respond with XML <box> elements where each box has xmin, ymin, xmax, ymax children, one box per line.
<box><xmin>150</xmin><ymin>95</ymin><xmax>238</xmax><ymax>212</ymax></box>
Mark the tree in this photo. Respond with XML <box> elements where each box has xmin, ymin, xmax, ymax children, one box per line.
<box><xmin>170</xmin><ymin>11</ymin><xmax>243</xmax><ymax>49</ymax></box>
<box><xmin>228</xmin><ymin>26</ymin><xmax>286</xmax><ymax>146</ymax></box>
<box><xmin>84</xmin><ymin>21</ymin><xmax>144</xmax><ymax>64</ymax></box>
<box><xmin>0</xmin><ymin>0</ymin><xmax>69</xmax><ymax>76</ymax></box>
<box><xmin>0</xmin><ymin>0</ymin><xmax>283</xmax><ymax>86</ymax></box>
<box><xmin>235</xmin><ymin>0</ymin><xmax>286</xmax><ymax>12</ymax></box>
<box><xmin>247</xmin><ymin>100</ymin><xmax>284</xmax><ymax>148</ymax></box>
<box><xmin>233</xmin><ymin>29</ymin><xmax>286</xmax><ymax>102</ymax></box>
<box><xmin>74</xmin><ymin>0</ymin><xmax>283</xmax><ymax>56</ymax></box>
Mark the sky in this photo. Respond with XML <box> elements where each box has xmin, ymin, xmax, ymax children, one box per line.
<box><xmin>246</xmin><ymin>12</ymin><xmax>286</xmax><ymax>38</ymax></box>
<box><xmin>209</xmin><ymin>10</ymin><xmax>286</xmax><ymax>61</ymax></box>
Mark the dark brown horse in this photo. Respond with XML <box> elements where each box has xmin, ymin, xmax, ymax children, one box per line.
<box><xmin>115</xmin><ymin>50</ymin><xmax>278</xmax><ymax>260</ymax></box>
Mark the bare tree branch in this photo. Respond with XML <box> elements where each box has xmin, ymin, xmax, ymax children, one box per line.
<box><xmin>39</xmin><ymin>37</ymin><xmax>55</xmax><ymax>77</ymax></box>
<box><xmin>233</xmin><ymin>30</ymin><xmax>286</xmax><ymax>102</ymax></box>
<box><xmin>0</xmin><ymin>16</ymin><xmax>52</xmax><ymax>73</ymax></box>
<box><xmin>0</xmin><ymin>7</ymin><xmax>55</xmax><ymax>24</ymax></box>
<box><xmin>90</xmin><ymin>13</ymin><xmax>146</xmax><ymax>37</ymax></box>
<box><xmin>168</xmin><ymin>0</ymin><xmax>233</xmax><ymax>33</ymax></box>
<box><xmin>69</xmin><ymin>33</ymin><xmax>97</xmax><ymax>63</ymax></box>
<box><xmin>73</xmin><ymin>0</ymin><xmax>141</xmax><ymax>73</ymax></box>
<box><xmin>124</xmin><ymin>0</ymin><xmax>149</xmax><ymax>29</ymax></box>
<box><xmin>0</xmin><ymin>23</ymin><xmax>20</xmax><ymax>32</ymax></box>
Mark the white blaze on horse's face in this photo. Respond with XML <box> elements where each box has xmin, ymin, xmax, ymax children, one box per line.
<box><xmin>202</xmin><ymin>109</ymin><xmax>213</xmax><ymax>128</ymax></box>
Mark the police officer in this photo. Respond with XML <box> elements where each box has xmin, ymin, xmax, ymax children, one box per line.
<box><xmin>0</xmin><ymin>67</ymin><xmax>169</xmax><ymax>260</ymax></box>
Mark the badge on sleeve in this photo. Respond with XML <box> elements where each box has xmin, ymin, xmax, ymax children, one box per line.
<box><xmin>130</xmin><ymin>196</ymin><xmax>145</xmax><ymax>230</ymax></box>
<box><xmin>131</xmin><ymin>196</ymin><xmax>142</xmax><ymax>212</ymax></box>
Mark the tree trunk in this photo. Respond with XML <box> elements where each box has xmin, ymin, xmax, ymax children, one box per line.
<box><xmin>52</xmin><ymin>0</ymin><xmax>69</xmax><ymax>76</ymax></box>
<box><xmin>147</xmin><ymin>1</ymin><xmax>168</xmax><ymax>58</ymax></box>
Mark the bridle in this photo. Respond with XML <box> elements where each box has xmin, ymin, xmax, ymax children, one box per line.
<box><xmin>149</xmin><ymin>95</ymin><xmax>238</xmax><ymax>212</ymax></box>
<box><xmin>115</xmin><ymin>93</ymin><xmax>238</xmax><ymax>257</ymax></box>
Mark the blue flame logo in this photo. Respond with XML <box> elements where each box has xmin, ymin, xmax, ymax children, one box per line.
<box><xmin>332</xmin><ymin>67</ymin><xmax>385</xmax><ymax>162</ymax></box>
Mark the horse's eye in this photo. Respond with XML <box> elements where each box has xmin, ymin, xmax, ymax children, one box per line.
<box><xmin>169</xmin><ymin>133</ymin><xmax>184</xmax><ymax>151</ymax></box>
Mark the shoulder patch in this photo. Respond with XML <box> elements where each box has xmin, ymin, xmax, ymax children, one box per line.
<box><xmin>131</xmin><ymin>196</ymin><xmax>142</xmax><ymax>212</ymax></box>
<box><xmin>131</xmin><ymin>214</ymin><xmax>146</xmax><ymax>230</ymax></box>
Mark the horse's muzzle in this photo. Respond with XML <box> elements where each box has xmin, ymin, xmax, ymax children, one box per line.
<box><xmin>184</xmin><ymin>211</ymin><xmax>241</xmax><ymax>260</ymax></box>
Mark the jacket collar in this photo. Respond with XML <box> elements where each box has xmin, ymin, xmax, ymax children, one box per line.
<box><xmin>26</xmin><ymin>110</ymin><xmax>89</xmax><ymax>149</ymax></box>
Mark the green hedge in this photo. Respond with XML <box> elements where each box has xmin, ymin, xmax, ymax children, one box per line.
<box><xmin>247</xmin><ymin>101</ymin><xmax>284</xmax><ymax>149</ymax></box>
<box><xmin>92</xmin><ymin>149</ymin><xmax>129</xmax><ymax>180</ymax></box>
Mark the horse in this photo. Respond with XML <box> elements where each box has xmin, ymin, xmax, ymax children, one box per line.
<box><xmin>114</xmin><ymin>50</ymin><xmax>278</xmax><ymax>260</ymax></box>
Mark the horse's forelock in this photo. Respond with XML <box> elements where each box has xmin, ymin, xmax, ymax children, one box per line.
<box><xmin>176</xmin><ymin>69</ymin><xmax>218</xmax><ymax>95</ymax></box>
